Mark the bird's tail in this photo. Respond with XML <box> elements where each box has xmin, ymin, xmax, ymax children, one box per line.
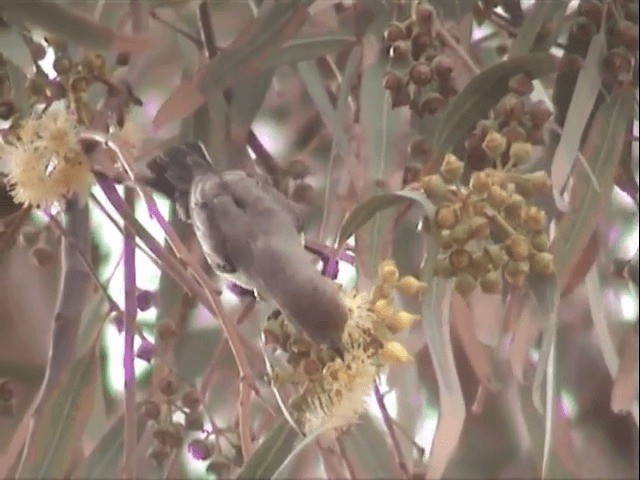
<box><xmin>145</xmin><ymin>142</ymin><xmax>214</xmax><ymax>221</ymax></box>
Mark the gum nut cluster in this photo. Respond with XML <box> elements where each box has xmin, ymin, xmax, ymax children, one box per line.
<box><xmin>420</xmin><ymin>148</ymin><xmax>555</xmax><ymax>298</ymax></box>
<box><xmin>464</xmin><ymin>74</ymin><xmax>553</xmax><ymax>171</ymax></box>
<box><xmin>382</xmin><ymin>2</ymin><xmax>458</xmax><ymax>116</ymax></box>
<box><xmin>0</xmin><ymin>103</ymin><xmax>94</xmax><ymax>208</ymax></box>
<box><xmin>262</xmin><ymin>259</ymin><xmax>425</xmax><ymax>434</ymax></box>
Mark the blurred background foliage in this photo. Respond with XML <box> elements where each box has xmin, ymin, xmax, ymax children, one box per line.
<box><xmin>0</xmin><ymin>0</ymin><xmax>638</xmax><ymax>479</ymax></box>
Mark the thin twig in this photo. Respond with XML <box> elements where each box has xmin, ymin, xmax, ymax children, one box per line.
<box><xmin>336</xmin><ymin>435</ymin><xmax>357</xmax><ymax>480</ymax></box>
<box><xmin>435</xmin><ymin>23</ymin><xmax>481</xmax><ymax>76</ymax></box>
<box><xmin>373</xmin><ymin>383</ymin><xmax>410</xmax><ymax>478</ymax></box>
<box><xmin>122</xmin><ymin>186</ymin><xmax>137</xmax><ymax>480</ymax></box>
<box><xmin>197</xmin><ymin>1</ymin><xmax>218</xmax><ymax>59</ymax></box>
<box><xmin>16</xmin><ymin>199</ymin><xmax>91</xmax><ymax>476</ymax></box>
<box><xmin>149</xmin><ymin>9</ymin><xmax>203</xmax><ymax>49</ymax></box>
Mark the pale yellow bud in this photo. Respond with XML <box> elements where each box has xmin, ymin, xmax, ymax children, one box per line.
<box><xmin>396</xmin><ymin>276</ymin><xmax>428</xmax><ymax>296</ymax></box>
<box><xmin>509</xmin><ymin>141</ymin><xmax>532</xmax><ymax>165</ymax></box>
<box><xmin>373</xmin><ymin>299</ymin><xmax>394</xmax><ymax>321</ymax></box>
<box><xmin>482</xmin><ymin>130</ymin><xmax>507</xmax><ymax>158</ymax></box>
<box><xmin>377</xmin><ymin>259</ymin><xmax>399</xmax><ymax>285</ymax></box>
<box><xmin>440</xmin><ymin>153</ymin><xmax>464</xmax><ymax>182</ymax></box>
<box><xmin>379</xmin><ymin>341</ymin><xmax>413</xmax><ymax>364</ymax></box>
<box><xmin>386</xmin><ymin>311</ymin><xmax>420</xmax><ymax>333</ymax></box>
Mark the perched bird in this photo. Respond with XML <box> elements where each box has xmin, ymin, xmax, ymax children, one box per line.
<box><xmin>146</xmin><ymin>142</ymin><xmax>347</xmax><ymax>353</ymax></box>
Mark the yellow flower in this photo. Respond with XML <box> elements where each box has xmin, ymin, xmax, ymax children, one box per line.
<box><xmin>1</xmin><ymin>102</ymin><xmax>94</xmax><ymax>207</ymax></box>
<box><xmin>264</xmin><ymin>269</ymin><xmax>415</xmax><ymax>435</ymax></box>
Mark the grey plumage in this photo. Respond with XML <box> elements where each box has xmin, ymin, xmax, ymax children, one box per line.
<box><xmin>146</xmin><ymin>142</ymin><xmax>346</xmax><ymax>352</ymax></box>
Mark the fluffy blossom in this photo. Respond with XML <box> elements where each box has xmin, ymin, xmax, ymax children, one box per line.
<box><xmin>263</xmin><ymin>260</ymin><xmax>420</xmax><ymax>435</ymax></box>
<box><xmin>0</xmin><ymin>102</ymin><xmax>94</xmax><ymax>207</ymax></box>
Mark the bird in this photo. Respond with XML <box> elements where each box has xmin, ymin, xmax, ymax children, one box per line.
<box><xmin>145</xmin><ymin>142</ymin><xmax>347</xmax><ymax>354</ymax></box>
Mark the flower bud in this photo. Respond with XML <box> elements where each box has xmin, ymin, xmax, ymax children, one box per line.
<box><xmin>454</xmin><ymin>273</ymin><xmax>477</xmax><ymax>298</ymax></box>
<box><xmin>479</xmin><ymin>270</ymin><xmax>501</xmax><ymax>294</ymax></box>
<box><xmin>378</xmin><ymin>259</ymin><xmax>399</xmax><ymax>285</ymax></box>
<box><xmin>380</xmin><ymin>341</ymin><xmax>413</xmax><ymax>364</ymax></box>
<box><xmin>520</xmin><ymin>206</ymin><xmax>546</xmax><ymax>231</ymax></box>
<box><xmin>504</xmin><ymin>235</ymin><xmax>529</xmax><ymax>261</ymax></box>
<box><xmin>181</xmin><ymin>388</ymin><xmax>202</xmax><ymax>411</ymax></box>
<box><xmin>470</xmin><ymin>171</ymin><xmax>492</xmax><ymax>194</ymax></box>
<box><xmin>449</xmin><ymin>248</ymin><xmax>472</xmax><ymax>270</ymax></box>
<box><xmin>439</xmin><ymin>229</ymin><xmax>454</xmax><ymax>249</ymax></box>
<box><xmin>530</xmin><ymin>231</ymin><xmax>550</xmax><ymax>252</ymax></box>
<box><xmin>188</xmin><ymin>438</ymin><xmax>212</xmax><ymax>461</ymax></box>
<box><xmin>530</xmin><ymin>252</ymin><xmax>555</xmax><ymax>275</ymax></box>
<box><xmin>509</xmin><ymin>141</ymin><xmax>532</xmax><ymax>165</ymax></box>
<box><xmin>396</xmin><ymin>276</ymin><xmax>428</xmax><ymax>296</ymax></box>
<box><xmin>450</xmin><ymin>222</ymin><xmax>471</xmax><ymax>246</ymax></box>
<box><xmin>435</xmin><ymin>203</ymin><xmax>459</xmax><ymax>229</ymax></box>
<box><xmin>159</xmin><ymin>375</ymin><xmax>179</xmax><ymax>397</ymax></box>
<box><xmin>469</xmin><ymin>215</ymin><xmax>490</xmax><ymax>239</ymax></box>
<box><xmin>482</xmin><ymin>131</ymin><xmax>507</xmax><ymax>158</ymax></box>
<box><xmin>502</xmin><ymin>194</ymin><xmax>526</xmax><ymax>222</ymax></box>
<box><xmin>420</xmin><ymin>174</ymin><xmax>449</xmax><ymax>199</ymax></box>
<box><xmin>390</xmin><ymin>40</ymin><xmax>410</xmax><ymax>62</ymax></box>
<box><xmin>419</xmin><ymin>92</ymin><xmax>446</xmax><ymax>116</ymax></box>
<box><xmin>484</xmin><ymin>244</ymin><xmax>508</xmax><ymax>268</ymax></box>
<box><xmin>371</xmin><ymin>283</ymin><xmax>393</xmax><ymax>303</ymax></box>
<box><xmin>373</xmin><ymin>298</ymin><xmax>394</xmax><ymax>321</ymax></box>
<box><xmin>469</xmin><ymin>251</ymin><xmax>491</xmax><ymax>277</ymax></box>
<box><xmin>148</xmin><ymin>443</ymin><xmax>171</xmax><ymax>467</ymax></box>
<box><xmin>504</xmin><ymin>260</ymin><xmax>529</xmax><ymax>286</ymax></box>
<box><xmin>487</xmin><ymin>185</ymin><xmax>508</xmax><ymax>209</ymax></box>
<box><xmin>431</xmin><ymin>55</ymin><xmax>454</xmax><ymax>79</ymax></box>
<box><xmin>383</xmin><ymin>71</ymin><xmax>403</xmax><ymax>91</ymax></box>
<box><xmin>386</xmin><ymin>311</ymin><xmax>420</xmax><ymax>333</ymax></box>
<box><xmin>384</xmin><ymin>22</ymin><xmax>406</xmax><ymax>43</ymax></box>
<box><xmin>414</xmin><ymin>3</ymin><xmax>435</xmax><ymax>30</ymax></box>
<box><xmin>440</xmin><ymin>153</ymin><xmax>464</xmax><ymax>182</ymax></box>
<box><xmin>409</xmin><ymin>62</ymin><xmax>432</xmax><ymax>86</ymax></box>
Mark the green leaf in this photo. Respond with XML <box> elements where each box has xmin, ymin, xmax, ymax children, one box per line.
<box><xmin>263</xmin><ymin>34</ymin><xmax>355</xmax><ymax>71</ymax></box>
<box><xmin>550</xmin><ymin>32</ymin><xmax>606</xmax><ymax>211</ymax></box>
<box><xmin>509</xmin><ymin>0</ymin><xmax>568</xmax><ymax>57</ymax></box>
<box><xmin>338</xmin><ymin>190</ymin><xmax>435</xmax><ymax>246</ymax></box>
<box><xmin>236</xmin><ymin>418</ymin><xmax>300</xmax><ymax>480</ymax></box>
<box><xmin>72</xmin><ymin>404</ymin><xmax>148</xmax><ymax>479</ymax></box>
<box><xmin>433</xmin><ymin>53</ymin><xmax>557</xmax><ymax>153</ymax></box>
<box><xmin>18</xmin><ymin>341</ymin><xmax>100</xmax><ymax>478</ymax></box>
<box><xmin>2</xmin><ymin>2</ymin><xmax>149</xmax><ymax>53</ymax></box>
<box><xmin>339</xmin><ymin>414</ymin><xmax>401</xmax><ymax>478</ymax></box>
<box><xmin>154</xmin><ymin>1</ymin><xmax>312</xmax><ymax>129</ymax></box>
<box><xmin>421</xmin><ymin>277</ymin><xmax>465</xmax><ymax>479</ymax></box>
<box><xmin>553</xmin><ymin>88</ymin><xmax>635</xmax><ymax>287</ymax></box>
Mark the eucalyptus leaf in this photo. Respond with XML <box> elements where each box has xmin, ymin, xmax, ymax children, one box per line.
<box><xmin>550</xmin><ymin>32</ymin><xmax>606</xmax><ymax>212</ymax></box>
<box><xmin>2</xmin><ymin>1</ymin><xmax>148</xmax><ymax>52</ymax></box>
<box><xmin>236</xmin><ymin>418</ymin><xmax>300</xmax><ymax>480</ymax></box>
<box><xmin>17</xmin><ymin>341</ymin><xmax>100</xmax><ymax>478</ymax></box>
<box><xmin>433</xmin><ymin>53</ymin><xmax>556</xmax><ymax>154</ymax></box>
<box><xmin>72</xmin><ymin>404</ymin><xmax>148</xmax><ymax>479</ymax></box>
<box><xmin>338</xmin><ymin>190</ymin><xmax>435</xmax><ymax>246</ymax></box>
<box><xmin>553</xmin><ymin>88</ymin><xmax>635</xmax><ymax>287</ymax></box>
<box><xmin>509</xmin><ymin>0</ymin><xmax>569</xmax><ymax>57</ymax></box>
<box><xmin>263</xmin><ymin>34</ymin><xmax>355</xmax><ymax>71</ymax></box>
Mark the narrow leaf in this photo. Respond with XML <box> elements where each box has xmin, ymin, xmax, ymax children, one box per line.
<box><xmin>422</xmin><ymin>278</ymin><xmax>465</xmax><ymax>479</ymax></box>
<box><xmin>338</xmin><ymin>414</ymin><xmax>401</xmax><ymax>479</ymax></box>
<box><xmin>2</xmin><ymin>2</ymin><xmax>149</xmax><ymax>53</ymax></box>
<box><xmin>508</xmin><ymin>306</ymin><xmax>541</xmax><ymax>382</ymax></box>
<box><xmin>450</xmin><ymin>292</ymin><xmax>500</xmax><ymax>390</ymax></box>
<box><xmin>433</xmin><ymin>53</ymin><xmax>556</xmax><ymax>153</ymax></box>
<box><xmin>338</xmin><ymin>190</ymin><xmax>435</xmax><ymax>246</ymax></box>
<box><xmin>509</xmin><ymin>1</ymin><xmax>568</xmax><ymax>57</ymax></box>
<box><xmin>550</xmin><ymin>32</ymin><xmax>606</xmax><ymax>211</ymax></box>
<box><xmin>586</xmin><ymin>266</ymin><xmax>640</xmax><ymax>425</ymax></box>
<box><xmin>72</xmin><ymin>405</ymin><xmax>148</xmax><ymax>479</ymax></box>
<box><xmin>263</xmin><ymin>34</ymin><xmax>355</xmax><ymax>71</ymax></box>
<box><xmin>154</xmin><ymin>1</ymin><xmax>313</xmax><ymax>129</ymax></box>
<box><xmin>236</xmin><ymin>418</ymin><xmax>300</xmax><ymax>480</ymax></box>
<box><xmin>553</xmin><ymin>88</ymin><xmax>635</xmax><ymax>287</ymax></box>
<box><xmin>18</xmin><ymin>341</ymin><xmax>100</xmax><ymax>478</ymax></box>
